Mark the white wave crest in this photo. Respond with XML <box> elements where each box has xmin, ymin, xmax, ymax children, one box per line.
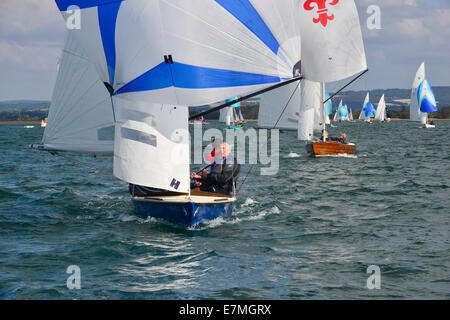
<box><xmin>284</xmin><ymin>152</ymin><xmax>301</xmax><ymax>158</ymax></box>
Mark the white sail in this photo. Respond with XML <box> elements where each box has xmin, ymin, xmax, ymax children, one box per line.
<box><xmin>298</xmin><ymin>80</ymin><xmax>320</xmax><ymax>141</ymax></box>
<box><xmin>312</xmin><ymin>82</ymin><xmax>324</xmax><ymax>132</ymax></box>
<box><xmin>375</xmin><ymin>94</ymin><xmax>386</xmax><ymax>121</ymax></box>
<box><xmin>238</xmin><ymin>109</ymin><xmax>245</xmax><ymax>122</ymax></box>
<box><xmin>410</xmin><ymin>62</ymin><xmax>427</xmax><ymax>123</ymax></box>
<box><xmin>299</xmin><ymin>0</ymin><xmax>367</xmax><ymax>82</ymax></box>
<box><xmin>360</xmin><ymin>93</ymin><xmax>369</xmax><ymax>120</ymax></box>
<box><xmin>113</xmin><ymin>98</ymin><xmax>190</xmax><ymax>193</ymax></box>
<box><xmin>257</xmin><ymin>82</ymin><xmax>301</xmax><ymax>130</ymax></box>
<box><xmin>233</xmin><ymin>108</ymin><xmax>239</xmax><ymax>123</ymax></box>
<box><xmin>333</xmin><ymin>110</ymin><xmax>338</xmax><ymax>122</ymax></box>
<box><xmin>219</xmin><ymin>108</ymin><xmax>227</xmax><ymax>122</ymax></box>
<box><xmin>42</xmin><ymin>32</ymin><xmax>114</xmax><ymax>155</ymax></box>
<box><xmin>56</xmin><ymin>0</ymin><xmax>302</xmax><ymax>107</ymax></box>
<box><xmin>349</xmin><ymin>109</ymin><xmax>354</xmax><ymax>121</ymax></box>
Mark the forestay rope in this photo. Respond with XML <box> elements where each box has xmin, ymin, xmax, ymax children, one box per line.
<box><xmin>236</xmin><ymin>80</ymin><xmax>301</xmax><ymax>196</ymax></box>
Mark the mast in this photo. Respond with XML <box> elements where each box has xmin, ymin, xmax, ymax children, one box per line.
<box><xmin>321</xmin><ymin>82</ymin><xmax>326</xmax><ymax>141</ymax></box>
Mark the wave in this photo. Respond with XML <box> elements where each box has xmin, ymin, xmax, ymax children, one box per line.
<box><xmin>284</xmin><ymin>152</ymin><xmax>301</xmax><ymax>158</ymax></box>
<box><xmin>194</xmin><ymin>205</ymin><xmax>281</xmax><ymax>230</ymax></box>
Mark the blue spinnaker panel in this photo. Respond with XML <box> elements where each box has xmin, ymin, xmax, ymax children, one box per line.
<box><xmin>418</xmin><ymin>79</ymin><xmax>437</xmax><ymax>113</ymax></box>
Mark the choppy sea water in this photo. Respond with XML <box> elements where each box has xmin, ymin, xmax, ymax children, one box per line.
<box><xmin>0</xmin><ymin>121</ymin><xmax>449</xmax><ymax>299</ymax></box>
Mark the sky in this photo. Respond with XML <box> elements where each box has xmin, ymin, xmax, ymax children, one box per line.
<box><xmin>0</xmin><ymin>0</ymin><xmax>449</xmax><ymax>101</ymax></box>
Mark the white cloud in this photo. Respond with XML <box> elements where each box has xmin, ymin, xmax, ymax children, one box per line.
<box><xmin>395</xmin><ymin>18</ymin><xmax>430</xmax><ymax>38</ymax></box>
<box><xmin>0</xmin><ymin>40</ymin><xmax>61</xmax><ymax>71</ymax></box>
<box><xmin>0</xmin><ymin>0</ymin><xmax>64</xmax><ymax>37</ymax></box>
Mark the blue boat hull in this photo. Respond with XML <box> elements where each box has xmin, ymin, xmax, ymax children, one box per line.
<box><xmin>132</xmin><ymin>197</ymin><xmax>234</xmax><ymax>228</ymax></box>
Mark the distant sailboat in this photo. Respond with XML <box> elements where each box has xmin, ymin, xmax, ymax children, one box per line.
<box><xmin>360</xmin><ymin>92</ymin><xmax>375</xmax><ymax>122</ymax></box>
<box><xmin>349</xmin><ymin>109</ymin><xmax>354</xmax><ymax>121</ymax></box>
<box><xmin>225</xmin><ymin>98</ymin><xmax>243</xmax><ymax>129</ymax></box>
<box><xmin>410</xmin><ymin>62</ymin><xmax>438</xmax><ymax>127</ymax></box>
<box><xmin>40</xmin><ymin>118</ymin><xmax>48</xmax><ymax>128</ymax></box>
<box><xmin>375</xmin><ymin>94</ymin><xmax>387</xmax><ymax>122</ymax></box>
<box><xmin>337</xmin><ymin>104</ymin><xmax>349</xmax><ymax>121</ymax></box>
<box><xmin>238</xmin><ymin>108</ymin><xmax>245</xmax><ymax>123</ymax></box>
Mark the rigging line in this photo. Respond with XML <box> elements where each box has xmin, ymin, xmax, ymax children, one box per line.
<box><xmin>50</xmin><ymin>151</ymin><xmax>112</xmax><ymax>173</ymax></box>
<box><xmin>236</xmin><ymin>80</ymin><xmax>301</xmax><ymax>196</ymax></box>
<box><xmin>324</xmin><ymin>69</ymin><xmax>369</xmax><ymax>104</ymax></box>
<box><xmin>110</xmin><ymin>95</ymin><xmax>116</xmax><ymax>123</ymax></box>
<box><xmin>189</xmin><ymin>76</ymin><xmax>302</xmax><ymax>120</ymax></box>
<box><xmin>41</xmin><ymin>149</ymin><xmax>111</xmax><ymax>173</ymax></box>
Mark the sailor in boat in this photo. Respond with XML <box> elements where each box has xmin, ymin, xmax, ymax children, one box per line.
<box><xmin>190</xmin><ymin>140</ymin><xmax>240</xmax><ymax>196</ymax></box>
<box><xmin>319</xmin><ymin>131</ymin><xmax>348</xmax><ymax>144</ymax></box>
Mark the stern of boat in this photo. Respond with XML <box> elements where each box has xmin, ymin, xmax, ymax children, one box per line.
<box><xmin>132</xmin><ymin>190</ymin><xmax>236</xmax><ymax>228</ymax></box>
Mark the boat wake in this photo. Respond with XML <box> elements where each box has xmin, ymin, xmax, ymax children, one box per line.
<box><xmin>316</xmin><ymin>154</ymin><xmax>358</xmax><ymax>159</ymax></box>
<box><xmin>193</xmin><ymin>205</ymin><xmax>280</xmax><ymax>230</ymax></box>
<box><xmin>284</xmin><ymin>152</ymin><xmax>301</xmax><ymax>158</ymax></box>
<box><xmin>241</xmin><ymin>197</ymin><xmax>258</xmax><ymax>207</ymax></box>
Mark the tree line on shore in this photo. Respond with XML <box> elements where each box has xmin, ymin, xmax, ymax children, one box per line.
<box><xmin>1</xmin><ymin>105</ymin><xmax>449</xmax><ymax>122</ymax></box>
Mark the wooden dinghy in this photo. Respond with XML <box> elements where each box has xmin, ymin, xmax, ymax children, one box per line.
<box><xmin>306</xmin><ymin>140</ymin><xmax>356</xmax><ymax>157</ymax></box>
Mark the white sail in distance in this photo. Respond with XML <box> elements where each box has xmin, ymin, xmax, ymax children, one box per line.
<box><xmin>359</xmin><ymin>93</ymin><xmax>369</xmax><ymax>120</ymax></box>
<box><xmin>42</xmin><ymin>32</ymin><xmax>114</xmax><ymax>155</ymax></box>
<box><xmin>375</xmin><ymin>94</ymin><xmax>386</xmax><ymax>121</ymax></box>
<box><xmin>410</xmin><ymin>62</ymin><xmax>427</xmax><ymax>123</ymax></box>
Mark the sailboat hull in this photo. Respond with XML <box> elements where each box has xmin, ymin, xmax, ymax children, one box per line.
<box><xmin>306</xmin><ymin>141</ymin><xmax>356</xmax><ymax>157</ymax></box>
<box><xmin>132</xmin><ymin>192</ymin><xmax>235</xmax><ymax>228</ymax></box>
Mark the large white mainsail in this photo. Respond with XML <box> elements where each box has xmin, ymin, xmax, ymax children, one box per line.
<box><xmin>259</xmin><ymin>0</ymin><xmax>367</xmax><ymax>134</ymax></box>
<box><xmin>375</xmin><ymin>94</ymin><xmax>386</xmax><ymax>121</ymax></box>
<box><xmin>42</xmin><ymin>32</ymin><xmax>114</xmax><ymax>155</ymax></box>
<box><xmin>298</xmin><ymin>80</ymin><xmax>321</xmax><ymax>141</ymax></box>
<box><xmin>299</xmin><ymin>0</ymin><xmax>367</xmax><ymax>82</ymax></box>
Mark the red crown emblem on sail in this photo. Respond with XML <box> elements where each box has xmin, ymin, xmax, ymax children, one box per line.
<box><xmin>304</xmin><ymin>0</ymin><xmax>339</xmax><ymax>27</ymax></box>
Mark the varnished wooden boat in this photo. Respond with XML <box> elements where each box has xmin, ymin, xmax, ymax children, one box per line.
<box><xmin>306</xmin><ymin>140</ymin><xmax>356</xmax><ymax>157</ymax></box>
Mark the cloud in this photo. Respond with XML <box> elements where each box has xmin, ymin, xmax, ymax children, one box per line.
<box><xmin>1</xmin><ymin>0</ymin><xmax>450</xmax><ymax>100</ymax></box>
<box><xmin>0</xmin><ymin>0</ymin><xmax>64</xmax><ymax>39</ymax></box>
<box><xmin>395</xmin><ymin>18</ymin><xmax>430</xmax><ymax>38</ymax></box>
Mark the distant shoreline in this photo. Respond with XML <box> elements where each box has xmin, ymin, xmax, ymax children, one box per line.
<box><xmin>0</xmin><ymin>121</ymin><xmax>41</xmax><ymax>124</ymax></box>
<box><xmin>1</xmin><ymin>119</ymin><xmax>448</xmax><ymax>125</ymax></box>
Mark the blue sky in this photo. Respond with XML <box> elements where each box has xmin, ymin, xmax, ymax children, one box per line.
<box><xmin>0</xmin><ymin>0</ymin><xmax>449</xmax><ymax>101</ymax></box>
